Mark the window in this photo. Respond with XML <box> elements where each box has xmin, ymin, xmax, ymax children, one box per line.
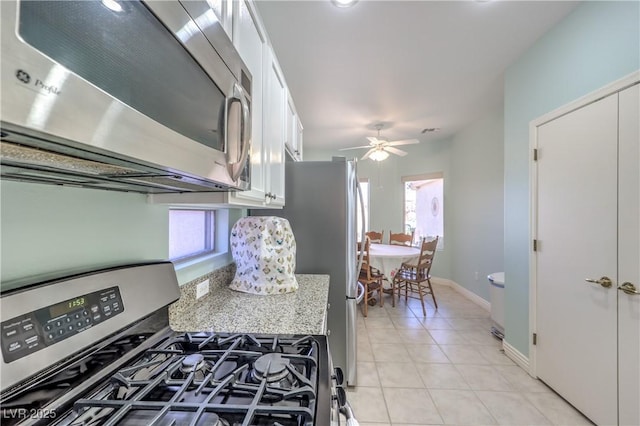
<box><xmin>169</xmin><ymin>210</ymin><xmax>215</xmax><ymax>261</ymax></box>
<box><xmin>403</xmin><ymin>173</ymin><xmax>444</xmax><ymax>249</ymax></box>
<box><xmin>357</xmin><ymin>179</ymin><xmax>370</xmax><ymax>241</ymax></box>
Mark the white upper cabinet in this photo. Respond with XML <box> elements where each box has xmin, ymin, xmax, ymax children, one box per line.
<box><xmin>228</xmin><ymin>0</ymin><xmax>267</xmax><ymax>204</ymax></box>
<box><xmin>295</xmin><ymin>115</ymin><xmax>304</xmax><ymax>161</ymax></box>
<box><xmin>148</xmin><ymin>0</ymin><xmax>299</xmax><ymax>208</ymax></box>
<box><xmin>284</xmin><ymin>93</ymin><xmax>303</xmax><ymax>161</ymax></box>
<box><xmin>229</xmin><ymin>2</ymin><xmax>286</xmax><ymax>207</ymax></box>
<box><xmin>262</xmin><ymin>47</ymin><xmax>286</xmax><ymax>206</ymax></box>
<box><xmin>207</xmin><ymin>0</ymin><xmax>233</xmax><ymax>39</ymax></box>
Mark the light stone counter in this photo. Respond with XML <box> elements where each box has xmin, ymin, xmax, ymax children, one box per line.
<box><xmin>169</xmin><ymin>274</ymin><xmax>329</xmax><ymax>335</ymax></box>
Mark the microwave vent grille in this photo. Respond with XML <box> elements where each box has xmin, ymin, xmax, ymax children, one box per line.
<box><xmin>0</xmin><ymin>134</ymin><xmax>229</xmax><ymax>194</ymax></box>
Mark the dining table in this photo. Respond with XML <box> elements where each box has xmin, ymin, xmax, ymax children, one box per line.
<box><xmin>367</xmin><ymin>243</ymin><xmax>421</xmax><ymax>290</ymax></box>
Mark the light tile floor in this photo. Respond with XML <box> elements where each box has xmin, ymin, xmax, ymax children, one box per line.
<box><xmin>347</xmin><ymin>283</ymin><xmax>594</xmax><ymax>425</ymax></box>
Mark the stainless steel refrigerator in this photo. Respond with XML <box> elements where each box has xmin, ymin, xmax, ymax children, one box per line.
<box><xmin>251</xmin><ymin>158</ymin><xmax>363</xmax><ymax>386</ymax></box>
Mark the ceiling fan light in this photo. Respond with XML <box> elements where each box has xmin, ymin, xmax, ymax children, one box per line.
<box><xmin>330</xmin><ymin>0</ymin><xmax>358</xmax><ymax>8</ymax></box>
<box><xmin>369</xmin><ymin>150</ymin><xmax>389</xmax><ymax>161</ymax></box>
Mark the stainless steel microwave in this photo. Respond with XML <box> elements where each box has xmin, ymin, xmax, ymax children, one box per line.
<box><xmin>0</xmin><ymin>0</ymin><xmax>251</xmax><ymax>193</ymax></box>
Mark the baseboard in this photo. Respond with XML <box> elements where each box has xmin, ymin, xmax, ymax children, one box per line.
<box><xmin>431</xmin><ymin>277</ymin><xmax>532</xmax><ymax>374</ymax></box>
<box><xmin>503</xmin><ymin>340</ymin><xmax>531</xmax><ymax>373</ymax></box>
<box><xmin>432</xmin><ymin>277</ymin><xmax>490</xmax><ymax>311</ymax></box>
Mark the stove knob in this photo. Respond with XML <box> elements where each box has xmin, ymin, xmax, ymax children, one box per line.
<box><xmin>335</xmin><ymin>385</ymin><xmax>347</xmax><ymax>407</ymax></box>
<box><xmin>332</xmin><ymin>367</ymin><xmax>344</xmax><ymax>385</ymax></box>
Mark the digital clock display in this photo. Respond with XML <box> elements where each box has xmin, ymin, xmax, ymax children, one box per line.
<box><xmin>49</xmin><ymin>297</ymin><xmax>86</xmax><ymax>318</ymax></box>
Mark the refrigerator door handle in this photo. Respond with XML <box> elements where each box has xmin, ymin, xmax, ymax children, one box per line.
<box><xmin>355</xmin><ymin>179</ymin><xmax>366</xmax><ymax>279</ymax></box>
<box><xmin>346</xmin><ymin>170</ymin><xmax>367</xmax><ymax>387</ymax></box>
<box><xmin>354</xmin><ymin>283</ymin><xmax>365</xmax><ymax>305</ymax></box>
<box><xmin>346</xmin><ymin>297</ymin><xmax>358</xmax><ymax>386</ymax></box>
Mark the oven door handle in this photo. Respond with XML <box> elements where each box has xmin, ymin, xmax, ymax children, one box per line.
<box><xmin>228</xmin><ymin>83</ymin><xmax>251</xmax><ymax>182</ymax></box>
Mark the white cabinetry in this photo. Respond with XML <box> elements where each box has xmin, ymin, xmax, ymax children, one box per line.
<box><xmin>262</xmin><ymin>47</ymin><xmax>286</xmax><ymax>206</ymax></box>
<box><xmin>206</xmin><ymin>0</ymin><xmax>233</xmax><ymax>39</ymax></box>
<box><xmin>147</xmin><ymin>0</ymin><xmax>298</xmax><ymax>209</ymax></box>
<box><xmin>295</xmin><ymin>117</ymin><xmax>304</xmax><ymax>161</ymax></box>
<box><xmin>285</xmin><ymin>93</ymin><xmax>303</xmax><ymax>161</ymax></box>
<box><xmin>227</xmin><ymin>0</ymin><xmax>267</xmax><ymax>205</ymax></box>
<box><xmin>227</xmin><ymin>0</ymin><xmax>286</xmax><ymax>207</ymax></box>
<box><xmin>233</xmin><ymin>0</ymin><xmax>296</xmax><ymax>206</ymax></box>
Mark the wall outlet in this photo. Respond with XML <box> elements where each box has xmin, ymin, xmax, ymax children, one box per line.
<box><xmin>196</xmin><ymin>279</ymin><xmax>210</xmax><ymax>299</ymax></box>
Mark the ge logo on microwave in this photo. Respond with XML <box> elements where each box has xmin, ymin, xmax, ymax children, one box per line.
<box><xmin>16</xmin><ymin>69</ymin><xmax>31</xmax><ymax>84</ymax></box>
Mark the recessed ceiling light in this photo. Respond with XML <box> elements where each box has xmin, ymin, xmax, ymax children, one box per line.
<box><xmin>331</xmin><ymin>0</ymin><xmax>358</xmax><ymax>8</ymax></box>
<box><xmin>101</xmin><ymin>0</ymin><xmax>123</xmax><ymax>12</ymax></box>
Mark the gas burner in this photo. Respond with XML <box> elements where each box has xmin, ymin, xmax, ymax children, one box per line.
<box><xmin>180</xmin><ymin>353</ymin><xmax>206</xmax><ymax>374</ymax></box>
<box><xmin>209</xmin><ymin>414</ymin><xmax>230</xmax><ymax>426</ymax></box>
<box><xmin>252</xmin><ymin>353</ymin><xmax>291</xmax><ymax>383</ymax></box>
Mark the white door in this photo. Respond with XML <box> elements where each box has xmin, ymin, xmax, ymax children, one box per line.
<box><xmin>536</xmin><ymin>93</ymin><xmax>619</xmax><ymax>425</ymax></box>
<box><xmin>536</xmin><ymin>82</ymin><xmax>640</xmax><ymax>425</ymax></box>
<box><xmin>618</xmin><ymin>84</ymin><xmax>639</xmax><ymax>426</ymax></box>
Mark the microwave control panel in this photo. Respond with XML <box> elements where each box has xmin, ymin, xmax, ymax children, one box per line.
<box><xmin>1</xmin><ymin>287</ymin><xmax>124</xmax><ymax>363</ymax></box>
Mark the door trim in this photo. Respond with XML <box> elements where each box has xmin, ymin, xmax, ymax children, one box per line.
<box><xmin>528</xmin><ymin>70</ymin><xmax>640</xmax><ymax>378</ymax></box>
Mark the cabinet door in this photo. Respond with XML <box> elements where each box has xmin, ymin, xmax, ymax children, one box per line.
<box><xmin>284</xmin><ymin>93</ymin><xmax>303</xmax><ymax>161</ymax></box>
<box><xmin>263</xmin><ymin>48</ymin><xmax>286</xmax><ymax>206</ymax></box>
<box><xmin>207</xmin><ymin>0</ymin><xmax>233</xmax><ymax>39</ymax></box>
<box><xmin>231</xmin><ymin>0</ymin><xmax>266</xmax><ymax>203</ymax></box>
<box><xmin>285</xmin><ymin>94</ymin><xmax>297</xmax><ymax>158</ymax></box>
<box><xmin>295</xmin><ymin>116</ymin><xmax>303</xmax><ymax>161</ymax></box>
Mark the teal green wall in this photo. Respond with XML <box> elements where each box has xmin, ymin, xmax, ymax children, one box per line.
<box><xmin>503</xmin><ymin>0</ymin><xmax>640</xmax><ymax>356</ymax></box>
<box><xmin>0</xmin><ymin>180</ymin><xmax>243</xmax><ymax>287</ymax></box>
<box><xmin>1</xmin><ymin>181</ymin><xmax>168</xmax><ymax>284</ymax></box>
<box><xmin>449</xmin><ymin>106</ymin><xmax>504</xmax><ymax>301</ymax></box>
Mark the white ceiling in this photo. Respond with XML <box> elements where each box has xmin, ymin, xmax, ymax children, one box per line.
<box><xmin>255</xmin><ymin>0</ymin><xmax>580</xmax><ymax>152</ymax></box>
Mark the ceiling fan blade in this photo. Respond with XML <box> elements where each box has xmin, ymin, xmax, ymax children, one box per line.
<box><xmin>361</xmin><ymin>148</ymin><xmax>377</xmax><ymax>160</ymax></box>
<box><xmin>338</xmin><ymin>145</ymin><xmax>374</xmax><ymax>151</ymax></box>
<box><xmin>385</xmin><ymin>146</ymin><xmax>408</xmax><ymax>156</ymax></box>
<box><xmin>386</xmin><ymin>139</ymin><xmax>419</xmax><ymax>147</ymax></box>
<box><xmin>366</xmin><ymin>136</ymin><xmax>380</xmax><ymax>145</ymax></box>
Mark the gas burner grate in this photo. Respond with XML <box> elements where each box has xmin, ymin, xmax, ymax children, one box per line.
<box><xmin>66</xmin><ymin>334</ymin><xmax>320</xmax><ymax>425</ymax></box>
<box><xmin>0</xmin><ymin>333</ymin><xmax>155</xmax><ymax>426</ymax></box>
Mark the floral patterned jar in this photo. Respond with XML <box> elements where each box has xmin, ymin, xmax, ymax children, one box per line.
<box><xmin>229</xmin><ymin>216</ymin><xmax>298</xmax><ymax>295</ymax></box>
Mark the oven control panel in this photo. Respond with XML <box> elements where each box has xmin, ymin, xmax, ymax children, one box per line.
<box><xmin>1</xmin><ymin>287</ymin><xmax>124</xmax><ymax>363</ymax></box>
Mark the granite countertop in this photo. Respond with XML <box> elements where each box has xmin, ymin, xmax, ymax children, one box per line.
<box><xmin>169</xmin><ymin>274</ymin><xmax>330</xmax><ymax>335</ymax></box>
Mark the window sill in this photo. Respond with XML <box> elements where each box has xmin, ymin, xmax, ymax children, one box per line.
<box><xmin>173</xmin><ymin>250</ymin><xmax>232</xmax><ymax>286</ymax></box>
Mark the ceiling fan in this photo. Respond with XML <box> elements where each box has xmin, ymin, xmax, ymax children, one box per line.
<box><xmin>339</xmin><ymin>124</ymin><xmax>419</xmax><ymax>161</ymax></box>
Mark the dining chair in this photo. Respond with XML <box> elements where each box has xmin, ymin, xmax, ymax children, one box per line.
<box><xmin>357</xmin><ymin>237</ymin><xmax>384</xmax><ymax>317</ymax></box>
<box><xmin>388</xmin><ymin>230</ymin><xmax>414</xmax><ymax>246</ymax></box>
<box><xmin>365</xmin><ymin>230</ymin><xmax>384</xmax><ymax>244</ymax></box>
<box><xmin>392</xmin><ymin>236</ymin><xmax>439</xmax><ymax>316</ymax></box>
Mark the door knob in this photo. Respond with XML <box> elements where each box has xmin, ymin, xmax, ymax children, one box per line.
<box><xmin>618</xmin><ymin>282</ymin><xmax>640</xmax><ymax>295</ymax></box>
<box><xmin>584</xmin><ymin>276</ymin><xmax>613</xmax><ymax>288</ymax></box>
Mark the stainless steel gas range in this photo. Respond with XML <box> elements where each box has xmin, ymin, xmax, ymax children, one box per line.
<box><xmin>0</xmin><ymin>262</ymin><xmax>357</xmax><ymax>425</ymax></box>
